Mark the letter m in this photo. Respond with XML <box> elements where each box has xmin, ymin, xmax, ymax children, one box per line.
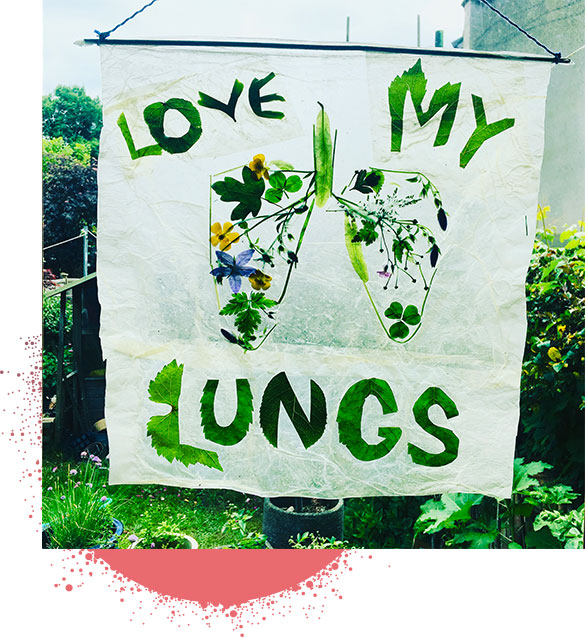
<box><xmin>388</xmin><ymin>58</ymin><xmax>461</xmax><ymax>152</ymax></box>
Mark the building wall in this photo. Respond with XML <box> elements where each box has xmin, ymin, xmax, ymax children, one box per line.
<box><xmin>462</xmin><ymin>0</ymin><xmax>585</xmax><ymax>228</ymax></box>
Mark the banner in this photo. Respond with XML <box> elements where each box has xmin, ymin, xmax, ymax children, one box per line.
<box><xmin>98</xmin><ymin>44</ymin><xmax>551</xmax><ymax>498</ymax></box>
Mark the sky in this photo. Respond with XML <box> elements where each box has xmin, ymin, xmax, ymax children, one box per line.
<box><xmin>43</xmin><ymin>0</ymin><xmax>466</xmax><ymax>97</ymax></box>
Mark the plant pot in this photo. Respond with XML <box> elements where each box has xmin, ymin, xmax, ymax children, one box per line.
<box><xmin>130</xmin><ymin>534</ymin><xmax>199</xmax><ymax>549</ymax></box>
<box><xmin>262</xmin><ymin>498</ymin><xmax>344</xmax><ymax>549</ymax></box>
<box><xmin>42</xmin><ymin>518</ymin><xmax>124</xmax><ymax>549</ymax></box>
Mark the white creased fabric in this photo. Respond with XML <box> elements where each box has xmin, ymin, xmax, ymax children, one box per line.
<box><xmin>98</xmin><ymin>44</ymin><xmax>551</xmax><ymax>498</ymax></box>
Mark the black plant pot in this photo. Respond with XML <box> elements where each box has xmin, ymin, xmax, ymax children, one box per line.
<box><xmin>262</xmin><ymin>498</ymin><xmax>344</xmax><ymax>549</ymax></box>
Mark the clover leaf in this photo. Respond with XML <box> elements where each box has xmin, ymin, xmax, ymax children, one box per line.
<box><xmin>212</xmin><ymin>166</ymin><xmax>265</xmax><ymax>221</ymax></box>
<box><xmin>384</xmin><ymin>302</ymin><xmax>421</xmax><ymax>340</ymax></box>
<box><xmin>265</xmin><ymin>171</ymin><xmax>304</xmax><ymax>204</ymax></box>
<box><xmin>351</xmin><ymin>169</ymin><xmax>385</xmax><ymax>194</ymax></box>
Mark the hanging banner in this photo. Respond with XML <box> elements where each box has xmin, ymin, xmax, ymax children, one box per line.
<box><xmin>98</xmin><ymin>44</ymin><xmax>551</xmax><ymax>498</ymax></box>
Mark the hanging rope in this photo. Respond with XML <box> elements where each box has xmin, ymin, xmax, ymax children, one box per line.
<box><xmin>43</xmin><ymin>233</ymin><xmax>84</xmax><ymax>251</ymax></box>
<box><xmin>94</xmin><ymin>0</ymin><xmax>161</xmax><ymax>42</ymax></box>
<box><xmin>477</xmin><ymin>0</ymin><xmax>563</xmax><ymax>63</ymax></box>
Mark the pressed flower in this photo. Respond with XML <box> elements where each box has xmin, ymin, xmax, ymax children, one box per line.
<box><xmin>210</xmin><ymin>249</ymin><xmax>256</xmax><ymax>293</ymax></box>
<box><xmin>377</xmin><ymin>270</ymin><xmax>392</xmax><ymax>278</ymax></box>
<box><xmin>210</xmin><ymin>221</ymin><xmax>240</xmax><ymax>251</ymax></box>
<box><xmin>248</xmin><ymin>153</ymin><xmax>269</xmax><ymax>180</ymax></box>
<box><xmin>249</xmin><ymin>270</ymin><xmax>272</xmax><ymax>290</ymax></box>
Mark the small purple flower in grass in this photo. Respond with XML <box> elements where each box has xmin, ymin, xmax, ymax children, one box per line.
<box><xmin>47</xmin><ymin>486</ymin><xmax>53</xmax><ymax>491</ymax></box>
<box><xmin>150</xmin><ymin>543</ymin><xmax>155</xmax><ymax>549</ymax></box>
<box><xmin>52</xmin><ymin>467</ymin><xmax>58</xmax><ymax>472</ymax></box>
<box><xmin>80</xmin><ymin>451</ymin><xmax>87</xmax><ymax>458</ymax></box>
<box><xmin>60</xmin><ymin>495</ymin><xmax>66</xmax><ymax>500</ymax></box>
<box><xmin>210</xmin><ymin>249</ymin><xmax>256</xmax><ymax>293</ymax></box>
<box><xmin>100</xmin><ymin>495</ymin><xmax>108</xmax><ymax>502</ymax></box>
<box><xmin>128</xmin><ymin>534</ymin><xmax>138</xmax><ymax>543</ymax></box>
<box><xmin>69</xmin><ymin>469</ymin><xmax>78</xmax><ymax>475</ymax></box>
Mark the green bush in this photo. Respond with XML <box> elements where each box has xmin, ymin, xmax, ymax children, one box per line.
<box><xmin>42</xmin><ymin>295</ymin><xmax>73</xmax><ymax>408</ymax></box>
<box><xmin>519</xmin><ymin>214</ymin><xmax>585</xmax><ymax>491</ymax></box>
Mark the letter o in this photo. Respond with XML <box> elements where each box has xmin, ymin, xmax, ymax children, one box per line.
<box><xmin>143</xmin><ymin>98</ymin><xmax>202</xmax><ymax>154</ymax></box>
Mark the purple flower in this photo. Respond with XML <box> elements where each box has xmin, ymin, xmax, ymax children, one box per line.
<box><xmin>150</xmin><ymin>543</ymin><xmax>155</xmax><ymax>548</ymax></box>
<box><xmin>52</xmin><ymin>467</ymin><xmax>58</xmax><ymax>472</ymax></box>
<box><xmin>47</xmin><ymin>487</ymin><xmax>53</xmax><ymax>491</ymax></box>
<box><xmin>128</xmin><ymin>534</ymin><xmax>138</xmax><ymax>543</ymax></box>
<box><xmin>80</xmin><ymin>451</ymin><xmax>87</xmax><ymax>458</ymax></box>
<box><xmin>60</xmin><ymin>495</ymin><xmax>65</xmax><ymax>500</ymax></box>
<box><xmin>100</xmin><ymin>496</ymin><xmax>108</xmax><ymax>502</ymax></box>
<box><xmin>69</xmin><ymin>469</ymin><xmax>78</xmax><ymax>476</ymax></box>
<box><xmin>210</xmin><ymin>249</ymin><xmax>256</xmax><ymax>293</ymax></box>
<box><xmin>377</xmin><ymin>270</ymin><xmax>391</xmax><ymax>278</ymax></box>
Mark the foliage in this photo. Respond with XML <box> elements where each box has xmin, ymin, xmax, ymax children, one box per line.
<box><xmin>42</xmin><ymin>295</ymin><xmax>73</xmax><ymax>409</ymax></box>
<box><xmin>519</xmin><ymin>213</ymin><xmax>585</xmax><ymax>491</ymax></box>
<box><xmin>43</xmin><ymin>155</ymin><xmax>97</xmax><ymax>277</ymax></box>
<box><xmin>42</xmin><ymin>453</ymin><xmax>117</xmax><ymax>548</ymax></box>
<box><xmin>42</xmin><ymin>136</ymin><xmax>92</xmax><ymax>171</ymax></box>
<box><xmin>128</xmin><ymin>512</ymin><xmax>195</xmax><ymax>548</ymax></box>
<box><xmin>344</xmin><ymin>496</ymin><xmax>426</xmax><ymax>548</ymax></box>
<box><xmin>413</xmin><ymin>458</ymin><xmax>584</xmax><ymax>549</ymax></box>
<box><xmin>288</xmin><ymin>532</ymin><xmax>348</xmax><ymax>549</ymax></box>
<box><xmin>42</xmin><ymin>86</ymin><xmax>102</xmax><ymax>153</ymax></box>
<box><xmin>221</xmin><ymin>505</ymin><xmax>268</xmax><ymax>548</ymax></box>
<box><xmin>219</xmin><ymin>292</ymin><xmax>278</xmax><ymax>347</ymax></box>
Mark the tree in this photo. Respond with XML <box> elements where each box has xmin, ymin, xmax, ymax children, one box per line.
<box><xmin>42</xmin><ymin>86</ymin><xmax>102</xmax><ymax>158</ymax></box>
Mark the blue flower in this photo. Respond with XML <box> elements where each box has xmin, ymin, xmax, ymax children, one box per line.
<box><xmin>210</xmin><ymin>249</ymin><xmax>256</xmax><ymax>293</ymax></box>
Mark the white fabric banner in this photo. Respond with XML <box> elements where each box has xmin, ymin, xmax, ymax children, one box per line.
<box><xmin>98</xmin><ymin>44</ymin><xmax>551</xmax><ymax>498</ymax></box>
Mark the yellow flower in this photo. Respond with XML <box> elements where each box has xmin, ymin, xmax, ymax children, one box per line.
<box><xmin>536</xmin><ymin>205</ymin><xmax>550</xmax><ymax>221</ymax></box>
<box><xmin>210</xmin><ymin>222</ymin><xmax>239</xmax><ymax>251</ymax></box>
<box><xmin>547</xmin><ymin>347</ymin><xmax>562</xmax><ymax>362</ymax></box>
<box><xmin>249</xmin><ymin>270</ymin><xmax>272</xmax><ymax>290</ymax></box>
<box><xmin>249</xmin><ymin>154</ymin><xmax>270</xmax><ymax>180</ymax></box>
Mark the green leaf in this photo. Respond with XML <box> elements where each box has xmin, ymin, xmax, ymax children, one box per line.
<box><xmin>250</xmin><ymin>292</ymin><xmax>278</xmax><ymax>309</ymax></box>
<box><xmin>352</xmin><ymin>169</ymin><xmax>385</xmax><ymax>194</ymax></box>
<box><xmin>201</xmin><ymin>379</ymin><xmax>253</xmax><ymax>446</ymax></box>
<box><xmin>313</xmin><ymin>104</ymin><xmax>333</xmax><ymax>208</ymax></box>
<box><xmin>234</xmin><ymin>305</ymin><xmax>262</xmax><ymax>338</ymax></box>
<box><xmin>389</xmin><ymin>321</ymin><xmax>409</xmax><ymax>339</ymax></box>
<box><xmin>344</xmin><ymin>215</ymin><xmax>369</xmax><ymax>283</ymax></box>
<box><xmin>271</xmin><ymin>160</ymin><xmax>294</xmax><ymax>170</ymax></box>
<box><xmin>384</xmin><ymin>302</ymin><xmax>403</xmax><ymax>320</ymax></box>
<box><xmin>269</xmin><ymin>171</ymin><xmax>287</xmax><ymax>190</ymax></box>
<box><xmin>415</xmin><ymin>493</ymin><xmax>484</xmax><ymax>536</ymax></box>
<box><xmin>524</xmin><ymin>527</ymin><xmax>562</xmax><ymax>549</ymax></box>
<box><xmin>403</xmin><ymin>304</ymin><xmax>421</xmax><ymax>326</ymax></box>
<box><xmin>285</xmin><ymin>175</ymin><xmax>303</xmax><ymax>192</ymax></box>
<box><xmin>448</xmin><ymin>528</ymin><xmax>498</xmax><ymax>548</ymax></box>
<box><xmin>512</xmin><ymin>457</ymin><xmax>552</xmax><ymax>493</ymax></box>
<box><xmin>219</xmin><ymin>293</ymin><xmax>249</xmax><ymax>316</ymax></box>
<box><xmin>265</xmin><ymin>188</ymin><xmax>283</xmax><ymax>204</ymax></box>
<box><xmin>212</xmin><ymin>166</ymin><xmax>265</xmax><ymax>221</ymax></box>
<box><xmin>147</xmin><ymin>361</ymin><xmax>223</xmax><ymax>471</ymax></box>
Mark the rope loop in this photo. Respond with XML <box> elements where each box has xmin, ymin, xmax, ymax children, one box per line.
<box><xmin>94</xmin><ymin>0</ymin><xmax>160</xmax><ymax>42</ymax></box>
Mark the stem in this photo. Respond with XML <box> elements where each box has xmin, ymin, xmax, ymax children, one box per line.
<box><xmin>243</xmin><ymin>324</ymin><xmax>278</xmax><ymax>351</ymax></box>
<box><xmin>209</xmin><ymin>175</ymin><xmax>221</xmax><ymax>310</ymax></box>
<box><xmin>212</xmin><ymin>164</ymin><xmax>245</xmax><ymax>177</ymax></box>
<box><xmin>362</xmin><ymin>282</ymin><xmax>391</xmax><ymax>339</ymax></box>
<box><xmin>391</xmin><ymin>269</ymin><xmax>438</xmax><ymax>344</ymax></box>
<box><xmin>276</xmin><ymin>201</ymin><xmax>314</xmax><ymax>304</ymax></box>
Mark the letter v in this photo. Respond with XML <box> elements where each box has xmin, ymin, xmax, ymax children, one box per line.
<box><xmin>198</xmin><ymin>79</ymin><xmax>244</xmax><ymax>121</ymax></box>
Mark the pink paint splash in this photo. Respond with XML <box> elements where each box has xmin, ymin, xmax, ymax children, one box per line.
<box><xmin>93</xmin><ymin>549</ymin><xmax>344</xmax><ymax>607</ymax></box>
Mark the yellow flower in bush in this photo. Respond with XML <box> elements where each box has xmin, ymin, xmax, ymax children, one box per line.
<box><xmin>249</xmin><ymin>154</ymin><xmax>270</xmax><ymax>180</ymax></box>
<box><xmin>210</xmin><ymin>222</ymin><xmax>239</xmax><ymax>251</ymax></box>
<box><xmin>249</xmin><ymin>270</ymin><xmax>272</xmax><ymax>290</ymax></box>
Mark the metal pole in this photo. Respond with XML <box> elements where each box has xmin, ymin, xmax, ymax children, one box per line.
<box><xmin>435</xmin><ymin>30</ymin><xmax>444</xmax><ymax>48</ymax></box>
<box><xmin>346</xmin><ymin>16</ymin><xmax>350</xmax><ymax>43</ymax></box>
<box><xmin>417</xmin><ymin>15</ymin><xmax>421</xmax><ymax>47</ymax></box>
<box><xmin>82</xmin><ymin>226</ymin><xmax>88</xmax><ymax>277</ymax></box>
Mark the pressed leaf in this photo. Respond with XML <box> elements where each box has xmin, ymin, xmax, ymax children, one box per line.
<box><xmin>285</xmin><ymin>175</ymin><xmax>303</xmax><ymax>192</ymax></box>
<box><xmin>403</xmin><ymin>304</ymin><xmax>421</xmax><ymax>326</ymax></box>
<box><xmin>212</xmin><ymin>166</ymin><xmax>265</xmax><ymax>221</ymax></box>
<box><xmin>344</xmin><ymin>215</ymin><xmax>369</xmax><ymax>283</ymax></box>
<box><xmin>265</xmin><ymin>188</ymin><xmax>283</xmax><ymax>204</ymax></box>
<box><xmin>384</xmin><ymin>301</ymin><xmax>403</xmax><ymax>320</ymax></box>
<box><xmin>352</xmin><ymin>169</ymin><xmax>385</xmax><ymax>194</ymax></box>
<box><xmin>269</xmin><ymin>171</ymin><xmax>287</xmax><ymax>190</ymax></box>
<box><xmin>147</xmin><ymin>360</ymin><xmax>223</xmax><ymax>471</ymax></box>
<box><xmin>313</xmin><ymin>105</ymin><xmax>333</xmax><ymax>208</ymax></box>
<box><xmin>389</xmin><ymin>321</ymin><xmax>409</xmax><ymax>339</ymax></box>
